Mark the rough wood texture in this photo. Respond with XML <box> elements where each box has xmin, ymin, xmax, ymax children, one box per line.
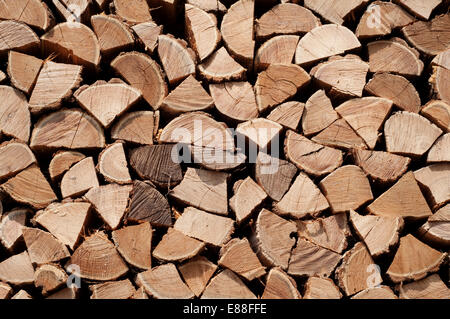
<box><xmin>255</xmin><ymin>35</ymin><xmax>299</xmax><ymax>71</ymax></box>
<box><xmin>90</xmin><ymin>279</ymin><xmax>135</xmax><ymax>299</ymax></box>
<box><xmin>267</xmin><ymin>101</ymin><xmax>304</xmax><ymax>131</ymax></box>
<box><xmin>7</xmin><ymin>51</ymin><xmax>43</xmax><ymax>95</ymax></box>
<box><xmin>34</xmin><ymin>264</ymin><xmax>68</xmax><ymax>295</ymax></box>
<box><xmin>304</xmin><ymin>0</ymin><xmax>369</xmax><ymax>25</ymax></box>
<box><xmin>431</xmin><ymin>65</ymin><xmax>450</xmax><ymax>106</ymax></box>
<box><xmin>0</xmin><ymin>251</ymin><xmax>34</xmax><ymax>285</ymax></box>
<box><xmin>198</xmin><ymin>47</ymin><xmax>247</xmax><ymax>82</ymax></box>
<box><xmin>0</xmin><ymin>0</ymin><xmax>54</xmax><ymax>31</ymax></box>
<box><xmin>421</xmin><ymin>100</ymin><xmax>450</xmax><ymax>132</ymax></box>
<box><xmin>91</xmin><ymin>15</ymin><xmax>134</xmax><ymax>56</ymax></box>
<box><xmin>302</xmin><ymin>90</ymin><xmax>337</xmax><ymax>136</ymax></box>
<box><xmin>178</xmin><ymin>256</ymin><xmax>217</xmax><ymax>297</ymax></box>
<box><xmin>229</xmin><ymin>177</ymin><xmax>267</xmax><ymax>224</ymax></box>
<box><xmin>414</xmin><ymin>163</ymin><xmax>450</xmax><ymax>209</ymax></box>
<box><xmin>132</xmin><ymin>22</ymin><xmax>162</xmax><ymax>54</ymax></box>
<box><xmin>312</xmin><ymin>118</ymin><xmax>367</xmax><ymax>150</ymax></box>
<box><xmin>236</xmin><ymin>118</ymin><xmax>282</xmax><ymax>150</ymax></box>
<box><xmin>0</xmin><ymin>141</ymin><xmax>36</xmax><ymax>180</ymax></box>
<box><xmin>49</xmin><ymin>151</ymin><xmax>85</xmax><ymax>181</ymax></box>
<box><xmin>201</xmin><ymin>269</ymin><xmax>256</xmax><ymax>299</ymax></box>
<box><xmin>0</xmin><ymin>282</ymin><xmax>12</xmax><ymax>299</ymax></box>
<box><xmin>398</xmin><ymin>274</ymin><xmax>450</xmax><ymax>299</ymax></box>
<box><xmin>0</xmin><ymin>86</ymin><xmax>31</xmax><ymax>142</ymax></box>
<box><xmin>303</xmin><ymin>277</ymin><xmax>342</xmax><ymax>299</ymax></box>
<box><xmin>113</xmin><ymin>0</ymin><xmax>152</xmax><ymax>24</ymax></box>
<box><xmin>395</xmin><ymin>0</ymin><xmax>442</xmax><ymax>20</ymax></box>
<box><xmin>262</xmin><ymin>268</ymin><xmax>301</xmax><ymax>299</ymax></box>
<box><xmin>97</xmin><ymin>143</ymin><xmax>132</xmax><ymax>184</ymax></box>
<box><xmin>352</xmin><ymin>286</ymin><xmax>397</xmax><ymax>299</ymax></box>
<box><xmin>111</xmin><ymin>111</ymin><xmax>158</xmax><ymax>145</ymax></box>
<box><xmin>418</xmin><ymin>204</ymin><xmax>450</xmax><ymax>248</ymax></box>
<box><xmin>0</xmin><ymin>208</ymin><xmax>29</xmax><ymax>251</ymax></box>
<box><xmin>61</xmin><ymin>157</ymin><xmax>99</xmax><ymax>199</ymax></box>
<box><xmin>23</xmin><ymin>226</ymin><xmax>70</xmax><ymax>265</ymax></box>
<box><xmin>153</xmin><ymin>228</ymin><xmax>205</xmax><ymax>262</ymax></box>
<box><xmin>0</xmin><ymin>20</ymin><xmax>39</xmax><ymax>56</ymax></box>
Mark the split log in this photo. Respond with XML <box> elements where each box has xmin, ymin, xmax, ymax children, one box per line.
<box><xmin>91</xmin><ymin>15</ymin><xmax>134</xmax><ymax>57</ymax></box>
<box><xmin>111</xmin><ymin>52</ymin><xmax>167</xmax><ymax>109</ymax></box>
<box><xmin>0</xmin><ymin>70</ymin><xmax>5</xmax><ymax>83</ymax></box>
<box><xmin>352</xmin><ymin>286</ymin><xmax>398</xmax><ymax>299</ymax></box>
<box><xmin>34</xmin><ymin>264</ymin><xmax>68</xmax><ymax>295</ymax></box>
<box><xmin>297</xmin><ymin>213</ymin><xmax>350</xmax><ymax>254</ymax></box>
<box><xmin>367</xmin><ymin>171</ymin><xmax>432</xmax><ymax>220</ymax></box>
<box><xmin>387</xmin><ymin>234</ymin><xmax>446</xmax><ymax>283</ymax></box>
<box><xmin>302</xmin><ymin>90</ymin><xmax>338</xmax><ymax>136</ymax></box>
<box><xmin>432</xmin><ymin>49</ymin><xmax>450</xmax><ymax>69</ymax></box>
<box><xmin>394</xmin><ymin>0</ymin><xmax>442</xmax><ymax>20</ymax></box>
<box><xmin>284</xmin><ymin>130</ymin><xmax>343</xmax><ymax>177</ymax></box>
<box><xmin>0</xmin><ymin>282</ymin><xmax>12</xmax><ymax>299</ymax></box>
<box><xmin>157</xmin><ymin>34</ymin><xmax>196</xmax><ymax>85</ymax></box>
<box><xmin>255</xmin><ymin>35</ymin><xmax>299</xmax><ymax>72</ymax></box>
<box><xmin>236</xmin><ymin>118</ymin><xmax>282</xmax><ymax>150</ymax></box>
<box><xmin>30</xmin><ymin>109</ymin><xmax>105</xmax><ymax>150</ymax></box>
<box><xmin>198</xmin><ymin>47</ymin><xmax>246</xmax><ymax>82</ymax></box>
<box><xmin>68</xmin><ymin>231</ymin><xmax>129</xmax><ymax>281</ymax></box>
<box><xmin>90</xmin><ymin>279</ymin><xmax>135</xmax><ymax>299</ymax></box>
<box><xmin>49</xmin><ymin>151</ymin><xmax>85</xmax><ymax>182</ymax></box>
<box><xmin>33</xmin><ymin>202</ymin><xmax>91</xmax><ymax>250</ymax></box>
<box><xmin>288</xmin><ymin>238</ymin><xmax>341</xmax><ymax>277</ymax></box>
<box><xmin>113</xmin><ymin>0</ymin><xmax>152</xmax><ymax>24</ymax></box>
<box><xmin>201</xmin><ymin>269</ymin><xmax>256</xmax><ymax>299</ymax></box>
<box><xmin>418</xmin><ymin>204</ymin><xmax>450</xmax><ymax>248</ymax></box>
<box><xmin>178</xmin><ymin>256</ymin><xmax>217</xmax><ymax>297</ymax></box>
<box><xmin>0</xmin><ymin>251</ymin><xmax>34</xmax><ymax>285</ymax></box>
<box><xmin>61</xmin><ymin>157</ymin><xmax>99</xmax><ymax>199</ymax></box>
<box><xmin>7</xmin><ymin>51</ymin><xmax>43</xmax><ymax>95</ymax></box>
<box><xmin>186</xmin><ymin>0</ymin><xmax>226</xmax><ymax>13</ymax></box>
<box><xmin>353</xmin><ymin>149</ymin><xmax>410</xmax><ymax>184</ymax></box>
<box><xmin>336</xmin><ymin>242</ymin><xmax>382</xmax><ymax>296</ymax></box>
<box><xmin>0</xmin><ymin>208</ymin><xmax>29</xmax><ymax>251</ymax></box>
<box><xmin>0</xmin><ymin>0</ymin><xmax>54</xmax><ymax>31</ymax></box>
<box><xmin>310</xmin><ymin>55</ymin><xmax>369</xmax><ymax>98</ymax></box>
<box><xmin>0</xmin><ymin>142</ymin><xmax>36</xmax><ymax>180</ymax></box>
<box><xmin>218</xmin><ymin>238</ymin><xmax>266</xmax><ymax>281</ymax></box>
<box><xmin>131</xmin><ymin>287</ymin><xmax>148</xmax><ymax>299</ymax></box>
<box><xmin>430</xmin><ymin>66</ymin><xmax>450</xmax><ymax>106</ymax></box>
<box><xmin>132</xmin><ymin>22</ymin><xmax>162</xmax><ymax>54</ymax></box>
<box><xmin>255</xmin><ymin>152</ymin><xmax>297</xmax><ymax>201</ymax></box>
<box><xmin>0</xmin><ymin>86</ymin><xmax>31</xmax><ymax>143</ymax></box>
<box><xmin>255</xmin><ymin>3</ymin><xmax>320</xmax><ymax>40</ymax></box>
<box><xmin>46</xmin><ymin>287</ymin><xmax>78</xmax><ymax>299</ymax></box>
<box><xmin>414</xmin><ymin>163</ymin><xmax>450</xmax><ymax>209</ymax></box>
<box><xmin>384</xmin><ymin>112</ymin><xmax>442</xmax><ymax>157</ymax></box>
<box><xmin>29</xmin><ymin>61</ymin><xmax>82</xmax><ymax>114</ymax></box>
<box><xmin>220</xmin><ymin>0</ymin><xmax>254</xmax><ymax>66</ymax></box>
<box><xmin>303</xmin><ymin>277</ymin><xmax>342</xmax><ymax>299</ymax></box>
<box><xmin>185</xmin><ymin>4</ymin><xmax>220</xmax><ymax>61</ymax></box>
<box><xmin>367</xmin><ymin>39</ymin><xmax>424</xmax><ymax>77</ymax></box>
<box><xmin>52</xmin><ymin>0</ymin><xmax>91</xmax><ymax>24</ymax></box>
<box><xmin>304</xmin><ymin>0</ymin><xmax>369</xmax><ymax>25</ymax></box>
<box><xmin>0</xmin><ymin>20</ymin><xmax>39</xmax><ymax>56</ymax></box>
<box><xmin>22</xmin><ymin>226</ymin><xmax>70</xmax><ymax>265</ymax></box>
<box><xmin>112</xmin><ymin>223</ymin><xmax>152</xmax><ymax>270</ymax></box>
<box><xmin>136</xmin><ymin>263</ymin><xmax>195</xmax><ymax>299</ymax></box>
<box><xmin>160</xmin><ymin>75</ymin><xmax>213</xmax><ymax>115</ymax></box>
<box><xmin>267</xmin><ymin>101</ymin><xmax>304</xmax><ymax>131</ymax></box>
<box><xmin>174</xmin><ymin>207</ymin><xmax>234</xmax><ymax>246</ymax></box>
<box><xmin>402</xmin><ymin>14</ymin><xmax>450</xmax><ymax>56</ymax></box>
<box><xmin>365</xmin><ymin>73</ymin><xmax>421</xmax><ymax>113</ymax></box>
<box><xmin>97</xmin><ymin>143</ymin><xmax>131</xmax><ymax>184</ymax></box>
<box><xmin>261</xmin><ymin>268</ymin><xmax>301</xmax><ymax>299</ymax></box>
<box><xmin>251</xmin><ymin>209</ymin><xmax>296</xmax><ymax>270</ymax></box>
<box><xmin>275</xmin><ymin>172</ymin><xmax>329</xmax><ymax>219</ymax></box>
<box><xmin>255</xmin><ymin>64</ymin><xmax>310</xmax><ymax>113</ymax></box>
<box><xmin>421</xmin><ymin>100</ymin><xmax>450</xmax><ymax>132</ymax></box>
<box><xmin>295</xmin><ymin>24</ymin><xmax>361</xmax><ymax>66</ymax></box>
<box><xmin>41</xmin><ymin>22</ymin><xmax>100</xmax><ymax>69</ymax></box>
<box><xmin>229</xmin><ymin>177</ymin><xmax>267</xmax><ymax>224</ymax></box>
<box><xmin>312</xmin><ymin>118</ymin><xmax>367</xmax><ymax>150</ymax></box>
<box><xmin>126</xmin><ymin>180</ymin><xmax>172</xmax><ymax>227</ymax></box>
<box><xmin>11</xmin><ymin>290</ymin><xmax>32</xmax><ymax>299</ymax></box>
<box><xmin>111</xmin><ymin>111</ymin><xmax>159</xmax><ymax>145</ymax></box>
<box><xmin>350</xmin><ymin>210</ymin><xmax>403</xmax><ymax>257</ymax></box>
<box><xmin>153</xmin><ymin>228</ymin><xmax>205</xmax><ymax>262</ymax></box>
<box><xmin>399</xmin><ymin>274</ymin><xmax>450</xmax><ymax>299</ymax></box>
<box><xmin>1</xmin><ymin>165</ymin><xmax>56</xmax><ymax>209</ymax></box>
<box><xmin>428</xmin><ymin>134</ymin><xmax>450</xmax><ymax>163</ymax></box>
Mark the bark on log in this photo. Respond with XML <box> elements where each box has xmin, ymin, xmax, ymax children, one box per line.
<box><xmin>198</xmin><ymin>47</ymin><xmax>247</xmax><ymax>83</ymax></box>
<box><xmin>311</xmin><ymin>118</ymin><xmax>367</xmax><ymax>150</ymax></box>
<box><xmin>34</xmin><ymin>264</ymin><xmax>68</xmax><ymax>295</ymax></box>
<box><xmin>49</xmin><ymin>151</ymin><xmax>85</xmax><ymax>182</ymax></box>
<box><xmin>97</xmin><ymin>142</ymin><xmax>132</xmax><ymax>184</ymax></box>
<box><xmin>418</xmin><ymin>204</ymin><xmax>450</xmax><ymax>248</ymax></box>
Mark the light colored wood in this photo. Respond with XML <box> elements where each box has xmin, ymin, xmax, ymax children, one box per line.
<box><xmin>112</xmin><ymin>222</ymin><xmax>152</xmax><ymax>270</ymax></box>
<box><xmin>97</xmin><ymin>143</ymin><xmax>131</xmax><ymax>184</ymax></box>
<box><xmin>220</xmin><ymin>0</ymin><xmax>254</xmax><ymax>66</ymax></box>
<box><xmin>178</xmin><ymin>256</ymin><xmax>217</xmax><ymax>297</ymax></box>
<box><xmin>0</xmin><ymin>86</ymin><xmax>30</xmax><ymax>143</ymax></box>
<box><xmin>91</xmin><ymin>15</ymin><xmax>134</xmax><ymax>56</ymax></box>
<box><xmin>352</xmin><ymin>286</ymin><xmax>397</xmax><ymax>299</ymax></box>
<box><xmin>262</xmin><ymin>268</ymin><xmax>301</xmax><ymax>299</ymax></box>
<box><xmin>0</xmin><ymin>0</ymin><xmax>53</xmax><ymax>31</ymax></box>
<box><xmin>312</xmin><ymin>118</ymin><xmax>367</xmax><ymax>150</ymax></box>
<box><xmin>432</xmin><ymin>49</ymin><xmax>450</xmax><ymax>69</ymax></box>
<box><xmin>256</xmin><ymin>3</ymin><xmax>320</xmax><ymax>40</ymax></box>
<box><xmin>174</xmin><ymin>207</ymin><xmax>234</xmax><ymax>246</ymax></box>
<box><xmin>418</xmin><ymin>204</ymin><xmax>450</xmax><ymax>248</ymax></box>
<box><xmin>46</xmin><ymin>287</ymin><xmax>78</xmax><ymax>299</ymax></box>
<box><xmin>421</xmin><ymin>100</ymin><xmax>450</xmax><ymax>132</ymax></box>
<box><xmin>131</xmin><ymin>287</ymin><xmax>148</xmax><ymax>299</ymax></box>
<box><xmin>230</xmin><ymin>177</ymin><xmax>267</xmax><ymax>224</ymax></box>
<box><xmin>201</xmin><ymin>269</ymin><xmax>256</xmax><ymax>299</ymax></box>
<box><xmin>61</xmin><ymin>157</ymin><xmax>99</xmax><ymax>199</ymax></box>
<box><xmin>153</xmin><ymin>228</ymin><xmax>205</xmax><ymax>262</ymax></box>
<box><xmin>34</xmin><ymin>264</ymin><xmax>68</xmax><ymax>295</ymax></box>
<box><xmin>136</xmin><ymin>263</ymin><xmax>195</xmax><ymax>299</ymax></box>
<box><xmin>336</xmin><ymin>242</ymin><xmax>382</xmax><ymax>296</ymax></box>
<box><xmin>209</xmin><ymin>81</ymin><xmax>259</xmax><ymax>122</ymax></box>
<box><xmin>90</xmin><ymin>279</ymin><xmax>135</xmax><ymax>299</ymax></box>
<box><xmin>414</xmin><ymin>163</ymin><xmax>450</xmax><ymax>209</ymax></box>
<box><xmin>113</xmin><ymin>0</ymin><xmax>152</xmax><ymax>24</ymax></box>
<box><xmin>399</xmin><ymin>274</ymin><xmax>450</xmax><ymax>299</ymax></box>
<box><xmin>267</xmin><ymin>101</ymin><xmax>304</xmax><ymax>131</ymax></box>
<box><xmin>132</xmin><ymin>22</ymin><xmax>162</xmax><ymax>54</ymax></box>
<box><xmin>255</xmin><ymin>64</ymin><xmax>310</xmax><ymax>113</ymax></box>
<box><xmin>0</xmin><ymin>20</ymin><xmax>39</xmax><ymax>55</ymax></box>
<box><xmin>428</xmin><ymin>134</ymin><xmax>450</xmax><ymax>163</ymax></box>
<box><xmin>251</xmin><ymin>209</ymin><xmax>296</xmax><ymax>270</ymax></box>
<box><xmin>33</xmin><ymin>202</ymin><xmax>91</xmax><ymax>250</ymax></box>
<box><xmin>7</xmin><ymin>51</ymin><xmax>43</xmax><ymax>95</ymax></box>
<box><xmin>160</xmin><ymin>75</ymin><xmax>213</xmax><ymax>115</ymax></box>
<box><xmin>111</xmin><ymin>52</ymin><xmax>167</xmax><ymax>109</ymax></box>
<box><xmin>295</xmin><ymin>24</ymin><xmax>361</xmax><ymax>65</ymax></box>
<box><xmin>68</xmin><ymin>231</ymin><xmax>128</xmax><ymax>281</ymax></box>
<box><xmin>303</xmin><ymin>277</ymin><xmax>342</xmax><ymax>299</ymax></box>
<box><xmin>0</xmin><ymin>251</ymin><xmax>34</xmax><ymax>285</ymax></box>
<box><xmin>111</xmin><ymin>111</ymin><xmax>158</xmax><ymax>145</ymax></box>
<box><xmin>0</xmin><ymin>70</ymin><xmax>5</xmax><ymax>83</ymax></box>
<box><xmin>430</xmin><ymin>65</ymin><xmax>450</xmax><ymax>106</ymax></box>
<box><xmin>49</xmin><ymin>151</ymin><xmax>85</xmax><ymax>182</ymax></box>
<box><xmin>384</xmin><ymin>111</ymin><xmax>442</xmax><ymax>157</ymax></box>
<box><xmin>198</xmin><ymin>47</ymin><xmax>246</xmax><ymax>82</ymax></box>
<box><xmin>52</xmin><ymin>0</ymin><xmax>91</xmax><ymax>24</ymax></box>
<box><xmin>284</xmin><ymin>130</ymin><xmax>343</xmax><ymax>176</ymax></box>
<box><xmin>0</xmin><ymin>282</ymin><xmax>12</xmax><ymax>299</ymax></box>
<box><xmin>394</xmin><ymin>0</ymin><xmax>442</xmax><ymax>20</ymax></box>
<box><xmin>236</xmin><ymin>118</ymin><xmax>283</xmax><ymax>150</ymax></box>
<box><xmin>189</xmin><ymin>142</ymin><xmax>246</xmax><ymax>171</ymax></box>
<box><xmin>0</xmin><ymin>208</ymin><xmax>29</xmax><ymax>251</ymax></box>
<box><xmin>302</xmin><ymin>90</ymin><xmax>338</xmax><ymax>136</ymax></box>
<box><xmin>30</xmin><ymin>109</ymin><xmax>105</xmax><ymax>150</ymax></box>
<box><xmin>387</xmin><ymin>234</ymin><xmax>446</xmax><ymax>283</ymax></box>
<box><xmin>275</xmin><ymin>172</ymin><xmax>329</xmax><ymax>219</ymax></box>
<box><xmin>11</xmin><ymin>289</ymin><xmax>32</xmax><ymax>299</ymax></box>
<box><xmin>0</xmin><ymin>141</ymin><xmax>35</xmax><ymax>180</ymax></box>
<box><xmin>304</xmin><ymin>0</ymin><xmax>369</xmax><ymax>24</ymax></box>
<box><xmin>255</xmin><ymin>35</ymin><xmax>299</xmax><ymax>71</ymax></box>
<box><xmin>218</xmin><ymin>238</ymin><xmax>265</xmax><ymax>281</ymax></box>
<box><xmin>186</xmin><ymin>0</ymin><xmax>226</xmax><ymax>13</ymax></box>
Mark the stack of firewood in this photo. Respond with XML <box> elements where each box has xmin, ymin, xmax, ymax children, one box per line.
<box><xmin>0</xmin><ymin>0</ymin><xmax>449</xmax><ymax>299</ymax></box>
